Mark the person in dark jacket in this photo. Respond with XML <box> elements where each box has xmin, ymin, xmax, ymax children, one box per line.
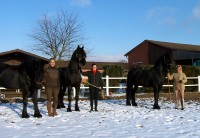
<box><xmin>43</xmin><ymin>58</ymin><xmax>60</xmax><ymax>117</ymax></box>
<box><xmin>84</xmin><ymin>63</ymin><xmax>103</xmax><ymax>112</ymax></box>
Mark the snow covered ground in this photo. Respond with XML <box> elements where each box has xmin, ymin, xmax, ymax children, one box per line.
<box><xmin>0</xmin><ymin>98</ymin><xmax>200</xmax><ymax>138</ymax></box>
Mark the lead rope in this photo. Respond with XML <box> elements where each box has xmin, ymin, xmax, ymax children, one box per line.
<box><xmin>85</xmin><ymin>81</ymin><xmax>101</xmax><ymax>90</ymax></box>
<box><xmin>80</xmin><ymin>72</ymin><xmax>101</xmax><ymax>90</ymax></box>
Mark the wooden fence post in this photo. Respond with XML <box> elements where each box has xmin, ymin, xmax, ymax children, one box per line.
<box><xmin>198</xmin><ymin>76</ymin><xmax>200</xmax><ymax>92</ymax></box>
<box><xmin>73</xmin><ymin>87</ymin><xmax>76</xmax><ymax>97</ymax></box>
<box><xmin>37</xmin><ymin>89</ymin><xmax>41</xmax><ymax>98</ymax></box>
<box><xmin>106</xmin><ymin>75</ymin><xmax>109</xmax><ymax>96</ymax></box>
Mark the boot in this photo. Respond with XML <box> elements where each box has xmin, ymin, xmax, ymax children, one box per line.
<box><xmin>175</xmin><ymin>99</ymin><xmax>179</xmax><ymax>109</ymax></box>
<box><xmin>95</xmin><ymin>107</ymin><xmax>98</xmax><ymax>112</ymax></box>
<box><xmin>90</xmin><ymin>99</ymin><xmax>93</xmax><ymax>112</ymax></box>
<box><xmin>95</xmin><ymin>100</ymin><xmax>98</xmax><ymax>111</ymax></box>
<box><xmin>47</xmin><ymin>102</ymin><xmax>53</xmax><ymax>117</ymax></box>
<box><xmin>181</xmin><ymin>99</ymin><xmax>185</xmax><ymax>110</ymax></box>
<box><xmin>53</xmin><ymin>102</ymin><xmax>58</xmax><ymax>116</ymax></box>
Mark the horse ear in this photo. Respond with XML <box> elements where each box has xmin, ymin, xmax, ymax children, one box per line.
<box><xmin>82</xmin><ymin>45</ymin><xmax>84</xmax><ymax>49</ymax></box>
<box><xmin>77</xmin><ymin>45</ymin><xmax>80</xmax><ymax>49</ymax></box>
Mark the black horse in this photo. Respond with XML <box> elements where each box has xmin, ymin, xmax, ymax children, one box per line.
<box><xmin>126</xmin><ymin>54</ymin><xmax>172</xmax><ymax>109</ymax></box>
<box><xmin>58</xmin><ymin>45</ymin><xmax>86</xmax><ymax>111</ymax></box>
<box><xmin>0</xmin><ymin>58</ymin><xmax>45</xmax><ymax>118</ymax></box>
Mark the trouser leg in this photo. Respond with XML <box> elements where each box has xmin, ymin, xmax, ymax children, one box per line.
<box><xmin>52</xmin><ymin>88</ymin><xmax>59</xmax><ymax>116</ymax></box>
<box><xmin>180</xmin><ymin>90</ymin><xmax>185</xmax><ymax>109</ymax></box>
<box><xmin>94</xmin><ymin>89</ymin><xmax>99</xmax><ymax>111</ymax></box>
<box><xmin>175</xmin><ymin>90</ymin><xmax>180</xmax><ymax>109</ymax></box>
<box><xmin>46</xmin><ymin>87</ymin><xmax>53</xmax><ymax>116</ymax></box>
<box><xmin>89</xmin><ymin>88</ymin><xmax>94</xmax><ymax>111</ymax></box>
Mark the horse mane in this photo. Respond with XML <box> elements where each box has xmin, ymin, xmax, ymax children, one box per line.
<box><xmin>154</xmin><ymin>54</ymin><xmax>170</xmax><ymax>72</ymax></box>
<box><xmin>19</xmin><ymin>57</ymin><xmax>44</xmax><ymax>79</ymax></box>
<box><xmin>68</xmin><ymin>48</ymin><xmax>79</xmax><ymax>71</ymax></box>
<box><xmin>20</xmin><ymin>57</ymin><xmax>36</xmax><ymax>68</ymax></box>
<box><xmin>68</xmin><ymin>45</ymin><xmax>86</xmax><ymax>72</ymax></box>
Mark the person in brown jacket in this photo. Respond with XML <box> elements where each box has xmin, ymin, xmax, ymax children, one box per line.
<box><xmin>43</xmin><ymin>58</ymin><xmax>60</xmax><ymax>116</ymax></box>
<box><xmin>167</xmin><ymin>65</ymin><xmax>187</xmax><ymax>110</ymax></box>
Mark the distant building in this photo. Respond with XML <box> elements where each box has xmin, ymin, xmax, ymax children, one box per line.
<box><xmin>125</xmin><ymin>40</ymin><xmax>200</xmax><ymax>68</ymax></box>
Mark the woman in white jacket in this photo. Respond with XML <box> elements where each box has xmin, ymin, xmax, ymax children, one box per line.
<box><xmin>167</xmin><ymin>65</ymin><xmax>187</xmax><ymax>110</ymax></box>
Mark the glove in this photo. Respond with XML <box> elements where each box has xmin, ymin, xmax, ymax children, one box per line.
<box><xmin>179</xmin><ymin>80</ymin><xmax>182</xmax><ymax>83</ymax></box>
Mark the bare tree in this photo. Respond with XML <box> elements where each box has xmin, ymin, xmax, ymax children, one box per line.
<box><xmin>30</xmin><ymin>10</ymin><xmax>85</xmax><ymax>60</ymax></box>
<box><xmin>119</xmin><ymin>59</ymin><xmax>128</xmax><ymax>63</ymax></box>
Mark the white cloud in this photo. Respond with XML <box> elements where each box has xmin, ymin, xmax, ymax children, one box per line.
<box><xmin>146</xmin><ymin>7</ymin><xmax>177</xmax><ymax>27</ymax></box>
<box><xmin>146</xmin><ymin>7</ymin><xmax>176</xmax><ymax>20</ymax></box>
<box><xmin>157</xmin><ymin>17</ymin><xmax>176</xmax><ymax>25</ymax></box>
<box><xmin>193</xmin><ymin>6</ymin><xmax>200</xmax><ymax>19</ymax></box>
<box><xmin>71</xmin><ymin>0</ymin><xmax>92</xmax><ymax>7</ymax></box>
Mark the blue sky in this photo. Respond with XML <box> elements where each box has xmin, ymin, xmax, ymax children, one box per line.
<box><xmin>1</xmin><ymin>0</ymin><xmax>200</xmax><ymax>62</ymax></box>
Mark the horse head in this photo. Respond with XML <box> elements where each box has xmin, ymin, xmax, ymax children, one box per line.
<box><xmin>161</xmin><ymin>54</ymin><xmax>172</xmax><ymax>73</ymax></box>
<box><xmin>75</xmin><ymin>45</ymin><xmax>87</xmax><ymax>66</ymax></box>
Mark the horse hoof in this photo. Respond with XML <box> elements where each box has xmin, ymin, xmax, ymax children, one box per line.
<box><xmin>61</xmin><ymin>105</ymin><xmax>66</xmax><ymax>108</ymax></box>
<box><xmin>67</xmin><ymin>108</ymin><xmax>72</xmax><ymax>112</ymax></box>
<box><xmin>75</xmin><ymin>108</ymin><xmax>80</xmax><ymax>111</ymax></box>
<box><xmin>132</xmin><ymin>102</ymin><xmax>138</xmax><ymax>106</ymax></box>
<box><xmin>153</xmin><ymin>105</ymin><xmax>160</xmax><ymax>109</ymax></box>
<box><xmin>57</xmin><ymin>104</ymin><xmax>65</xmax><ymax>109</ymax></box>
<box><xmin>126</xmin><ymin>101</ymin><xmax>131</xmax><ymax>106</ymax></box>
<box><xmin>34</xmin><ymin>114</ymin><xmax>42</xmax><ymax>118</ymax></box>
<box><xmin>22</xmin><ymin>114</ymin><xmax>30</xmax><ymax>118</ymax></box>
<box><xmin>126</xmin><ymin>103</ymin><xmax>131</xmax><ymax>106</ymax></box>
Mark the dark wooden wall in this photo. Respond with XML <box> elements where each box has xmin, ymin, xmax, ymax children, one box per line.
<box><xmin>127</xmin><ymin>41</ymin><xmax>149</xmax><ymax>68</ymax></box>
<box><xmin>0</xmin><ymin>53</ymin><xmax>25</xmax><ymax>65</ymax></box>
<box><xmin>126</xmin><ymin>41</ymin><xmax>200</xmax><ymax>68</ymax></box>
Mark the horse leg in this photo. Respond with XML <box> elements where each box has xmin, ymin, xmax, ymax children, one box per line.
<box><xmin>75</xmin><ymin>85</ymin><xmax>80</xmax><ymax>111</ymax></box>
<box><xmin>153</xmin><ymin>86</ymin><xmax>160</xmax><ymax>109</ymax></box>
<box><xmin>67</xmin><ymin>86</ymin><xmax>72</xmax><ymax>112</ymax></box>
<box><xmin>32</xmin><ymin>89</ymin><xmax>42</xmax><ymax>118</ymax></box>
<box><xmin>126</xmin><ymin>85</ymin><xmax>132</xmax><ymax>106</ymax></box>
<box><xmin>22</xmin><ymin>89</ymin><xmax>30</xmax><ymax>118</ymax></box>
<box><xmin>57</xmin><ymin>87</ymin><xmax>66</xmax><ymax>109</ymax></box>
<box><xmin>131</xmin><ymin>85</ymin><xmax>138</xmax><ymax>106</ymax></box>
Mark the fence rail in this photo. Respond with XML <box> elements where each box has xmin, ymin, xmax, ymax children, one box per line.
<box><xmin>81</xmin><ymin>75</ymin><xmax>200</xmax><ymax>97</ymax></box>
<box><xmin>1</xmin><ymin>76</ymin><xmax>200</xmax><ymax>98</ymax></box>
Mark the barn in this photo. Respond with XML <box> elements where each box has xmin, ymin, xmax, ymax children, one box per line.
<box><xmin>0</xmin><ymin>49</ymin><xmax>49</xmax><ymax>98</ymax></box>
<box><xmin>0</xmin><ymin>49</ymin><xmax>49</xmax><ymax>65</ymax></box>
<box><xmin>124</xmin><ymin>40</ymin><xmax>200</xmax><ymax>69</ymax></box>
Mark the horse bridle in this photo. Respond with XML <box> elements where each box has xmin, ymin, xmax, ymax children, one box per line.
<box><xmin>78</xmin><ymin>56</ymin><xmax>86</xmax><ymax>62</ymax></box>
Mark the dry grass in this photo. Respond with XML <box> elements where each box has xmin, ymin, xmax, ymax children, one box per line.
<box><xmin>1</xmin><ymin>92</ymin><xmax>200</xmax><ymax>103</ymax></box>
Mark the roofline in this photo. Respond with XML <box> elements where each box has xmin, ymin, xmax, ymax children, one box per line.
<box><xmin>125</xmin><ymin>39</ymin><xmax>200</xmax><ymax>56</ymax></box>
<box><xmin>124</xmin><ymin>40</ymin><xmax>147</xmax><ymax>56</ymax></box>
<box><xmin>146</xmin><ymin>39</ymin><xmax>200</xmax><ymax>49</ymax></box>
<box><xmin>147</xmin><ymin>39</ymin><xmax>200</xmax><ymax>46</ymax></box>
<box><xmin>0</xmin><ymin>49</ymin><xmax>49</xmax><ymax>61</ymax></box>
